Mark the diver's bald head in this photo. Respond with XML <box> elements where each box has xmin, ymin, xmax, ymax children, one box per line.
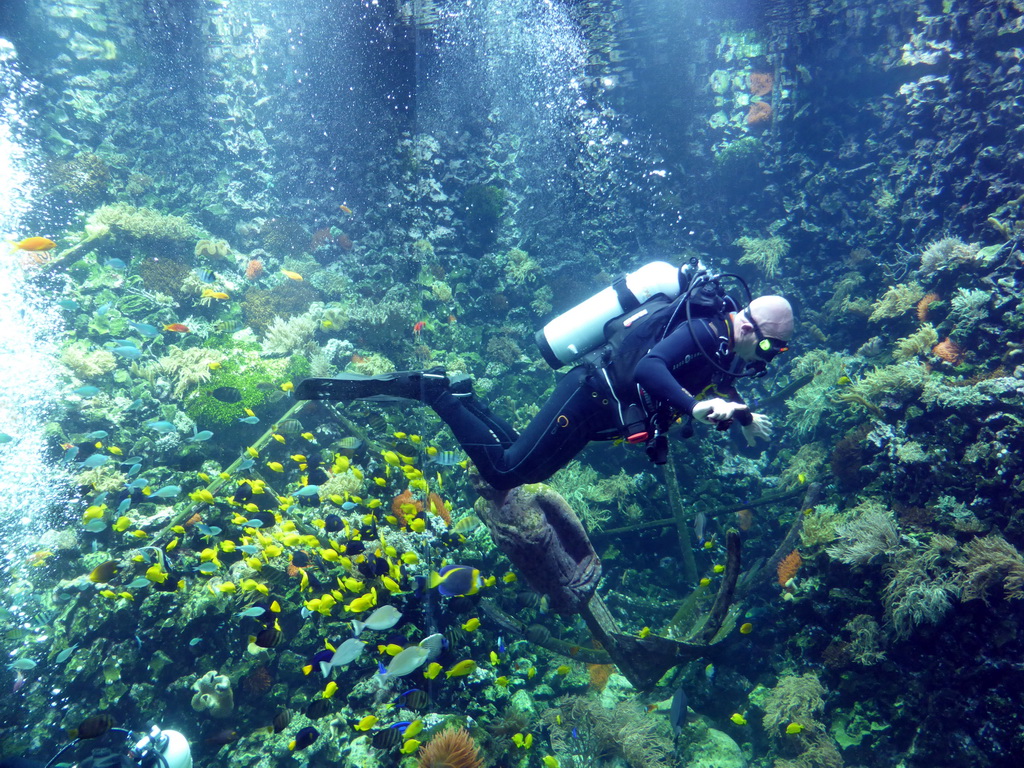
<box><xmin>747</xmin><ymin>295</ymin><xmax>794</xmax><ymax>341</ymax></box>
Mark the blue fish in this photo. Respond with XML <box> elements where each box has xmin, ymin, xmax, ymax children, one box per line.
<box><xmin>0</xmin><ymin>433</ymin><xmax>13</xmax><ymax>443</ymax></box>
<box><xmin>497</xmin><ymin>636</ymin><xmax>506</xmax><ymax>654</ymax></box>
<box><xmin>80</xmin><ymin>454</ymin><xmax>110</xmax><ymax>468</ymax></box>
<box><xmin>111</xmin><ymin>346</ymin><xmax>142</xmax><ymax>360</ymax></box>
<box><xmin>57</xmin><ymin>299</ymin><xmax>79</xmax><ymax>310</ymax></box>
<box><xmin>92</xmin><ymin>491</ymin><xmax>109</xmax><ymax>505</ymax></box>
<box><xmin>238</xmin><ymin>458</ymin><xmax>255</xmax><ymax>470</ymax></box>
<box><xmin>84</xmin><ymin>430</ymin><xmax>109</xmax><ymax>440</ymax></box>
<box><xmin>240</xmin><ymin>519</ymin><xmax>264</xmax><ymax>528</ymax></box>
<box><xmin>127</xmin><ymin>321</ymin><xmax>160</xmax><ymax>338</ymax></box>
<box><xmin>74</xmin><ymin>386</ymin><xmax>100</xmax><ymax>397</ymax></box>
<box><xmin>195</xmin><ymin>524</ymin><xmax>222</xmax><ymax>537</ymax></box>
<box><xmin>238</xmin><ymin>607</ymin><xmax>266</xmax><ymax>618</ymax></box>
<box><xmin>429</xmin><ymin>565</ymin><xmax>481</xmax><ymax>597</ymax></box>
<box><xmin>237</xmin><ymin>544</ymin><xmax>260</xmax><ymax>556</ymax></box>
<box><xmin>148</xmin><ymin>485</ymin><xmax>181</xmax><ymax>499</ymax></box>
<box><xmin>146</xmin><ymin>421</ymin><xmax>175</xmax><ymax>433</ymax></box>
<box><xmin>341</xmin><ymin>501</ymin><xmax>358</xmax><ymax>511</ymax></box>
<box><xmin>293</xmin><ymin>485</ymin><xmax>320</xmax><ymax>497</ymax></box>
<box><xmin>117</xmin><ymin>498</ymin><xmax>131</xmax><ymax>513</ymax></box>
<box><xmin>83</xmin><ymin>520</ymin><xmax>107</xmax><ymax>532</ymax></box>
<box><xmin>390</xmin><ymin>721</ymin><xmax>412</xmax><ymax>732</ymax></box>
<box><xmin>126</xmin><ymin>577</ymin><xmax>151</xmax><ymax>589</ymax></box>
<box><xmin>105</xmin><ymin>258</ymin><xmax>128</xmax><ymax>271</ymax></box>
<box><xmin>127</xmin><ymin>464</ymin><xmax>142</xmax><ymax>477</ymax></box>
<box><xmin>197</xmin><ymin>562</ymin><xmax>219</xmax><ymax>573</ymax></box>
<box><xmin>63</xmin><ymin>446</ymin><xmax>80</xmax><ymax>462</ymax></box>
<box><xmin>238</xmin><ymin>416</ymin><xmax>260</xmax><ymax>425</ymax></box>
<box><xmin>96</xmin><ymin>303</ymin><xmax>110</xmax><ymax>316</ymax></box>
<box><xmin>188</xmin><ymin>430</ymin><xmax>214</xmax><ymax>442</ymax></box>
<box><xmin>126</xmin><ymin>478</ymin><xmax>148</xmax><ymax>490</ymax></box>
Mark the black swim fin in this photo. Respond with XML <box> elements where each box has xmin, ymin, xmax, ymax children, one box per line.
<box><xmin>295</xmin><ymin>369</ymin><xmax>449</xmax><ymax>404</ymax></box>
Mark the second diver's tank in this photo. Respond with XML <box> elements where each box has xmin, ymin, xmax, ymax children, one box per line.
<box><xmin>535</xmin><ymin>260</ymin><xmax>690</xmax><ymax>369</ymax></box>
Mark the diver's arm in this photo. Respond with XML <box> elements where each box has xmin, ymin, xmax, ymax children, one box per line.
<box><xmin>633</xmin><ymin>321</ymin><xmax>718</xmax><ymax>415</ymax></box>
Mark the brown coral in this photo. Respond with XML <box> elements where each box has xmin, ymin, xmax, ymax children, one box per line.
<box><xmin>749</xmin><ymin>71</ymin><xmax>773</xmax><ymax>97</ymax></box>
<box><xmin>417</xmin><ymin>727</ymin><xmax>482</xmax><ymax>768</ymax></box>
<box><xmin>916</xmin><ymin>292</ymin><xmax>940</xmax><ymax>321</ymax></box>
<box><xmin>392</xmin><ymin>488</ymin><xmax>423</xmax><ymax>528</ymax></box>
<box><xmin>932</xmin><ymin>337</ymin><xmax>965</xmax><ymax>365</ymax></box>
<box><xmin>747</xmin><ymin>101</ymin><xmax>772</xmax><ymax>125</ymax></box>
<box><xmin>245</xmin><ymin>259</ymin><xmax>264</xmax><ymax>280</ymax></box>
<box><xmin>777</xmin><ymin>550</ymin><xmax>803</xmax><ymax>586</ymax></box>
<box><xmin>587</xmin><ymin>663</ymin><xmax>616</xmax><ymax>691</ymax></box>
<box><xmin>428</xmin><ymin>492</ymin><xmax>450</xmax><ymax>527</ymax></box>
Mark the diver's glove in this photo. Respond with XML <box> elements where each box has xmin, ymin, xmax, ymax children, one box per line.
<box><xmin>741</xmin><ymin>413</ymin><xmax>773</xmax><ymax>446</ymax></box>
<box><xmin>691</xmin><ymin>398</ymin><xmax>744</xmax><ymax>425</ymax></box>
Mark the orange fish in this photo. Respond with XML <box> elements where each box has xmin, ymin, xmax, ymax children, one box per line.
<box><xmin>412</xmin><ymin>321</ymin><xmax>426</xmax><ymax>337</ymax></box>
<box><xmin>201</xmin><ymin>289</ymin><xmax>229</xmax><ymax>299</ymax></box>
<box><xmin>281</xmin><ymin>269</ymin><xmax>303</xmax><ymax>281</ymax></box>
<box><xmin>163</xmin><ymin>323</ymin><xmax>189</xmax><ymax>333</ymax></box>
<box><xmin>10</xmin><ymin>237</ymin><xmax>56</xmax><ymax>252</ymax></box>
<box><xmin>339</xmin><ymin>204</ymin><xmax>353</xmax><ymax>215</ymax></box>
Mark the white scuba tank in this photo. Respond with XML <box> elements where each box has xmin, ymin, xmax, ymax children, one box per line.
<box><xmin>535</xmin><ymin>260</ymin><xmax>688</xmax><ymax>368</ymax></box>
<box><xmin>134</xmin><ymin>728</ymin><xmax>193</xmax><ymax>768</ymax></box>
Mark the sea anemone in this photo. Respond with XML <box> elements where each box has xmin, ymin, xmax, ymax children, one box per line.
<box><xmin>916</xmin><ymin>292</ymin><xmax>940</xmax><ymax>322</ymax></box>
<box><xmin>932</xmin><ymin>337</ymin><xmax>965</xmax><ymax>365</ymax></box>
<box><xmin>417</xmin><ymin>727</ymin><xmax>483</xmax><ymax>768</ymax></box>
<box><xmin>777</xmin><ymin>550</ymin><xmax>803</xmax><ymax>586</ymax></box>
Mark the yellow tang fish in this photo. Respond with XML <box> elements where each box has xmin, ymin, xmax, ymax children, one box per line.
<box><xmin>281</xmin><ymin>269</ymin><xmax>303</xmax><ymax>281</ymax></box>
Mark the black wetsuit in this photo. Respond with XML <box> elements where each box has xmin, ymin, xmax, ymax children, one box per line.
<box><xmin>430</xmin><ymin>315</ymin><xmax>745</xmax><ymax>490</ymax></box>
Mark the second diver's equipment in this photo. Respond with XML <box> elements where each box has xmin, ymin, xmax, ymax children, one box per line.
<box><xmin>42</xmin><ymin>725</ymin><xmax>191</xmax><ymax>768</ymax></box>
<box><xmin>535</xmin><ymin>261</ymin><xmax>699</xmax><ymax>369</ymax></box>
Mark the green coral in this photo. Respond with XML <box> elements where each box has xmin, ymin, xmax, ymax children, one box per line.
<box><xmin>183</xmin><ymin>354</ymin><xmax>286</xmax><ymax>426</ymax></box>
<box><xmin>504</xmin><ymin>247</ymin><xmax>539</xmax><ymax>285</ymax></box>
<box><xmin>735</xmin><ymin>235</ymin><xmax>789</xmax><ymax>278</ymax></box>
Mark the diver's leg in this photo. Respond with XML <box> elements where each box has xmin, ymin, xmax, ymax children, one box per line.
<box><xmin>430</xmin><ymin>367</ymin><xmax>608</xmax><ymax>489</ymax></box>
<box><xmin>295</xmin><ymin>368</ymin><xmax>449</xmax><ymax>403</ymax></box>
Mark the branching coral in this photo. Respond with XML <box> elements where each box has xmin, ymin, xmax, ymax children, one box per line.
<box><xmin>261</xmin><ymin>311</ymin><xmax>319</xmax><ymax>357</ymax></box>
<box><xmin>826</xmin><ymin>504</ymin><xmax>900</xmax><ymax>565</ymax></box>
<box><xmin>93</xmin><ymin>203</ymin><xmax>201</xmax><ymax>240</ymax></box>
<box><xmin>883</xmin><ymin>545</ymin><xmax>958</xmax><ymax>638</ymax></box>
<box><xmin>947</xmin><ymin>287</ymin><xmax>990</xmax><ymax>337</ymax></box>
<box><xmin>869</xmin><ymin>281</ymin><xmax>925</xmax><ymax>322</ymax></box>
<box><xmin>953</xmin><ymin>534</ymin><xmax>1024</xmax><ymax>602</ymax></box>
<box><xmin>762</xmin><ymin>673</ymin><xmax>826</xmax><ymax>733</ymax></box>
<box><xmin>919</xmin><ymin>237</ymin><xmax>980</xmax><ymax>274</ymax></box>
<box><xmin>158</xmin><ymin>347</ymin><xmax>226</xmax><ymax>399</ymax></box>
<box><xmin>892</xmin><ymin>323</ymin><xmax>938</xmax><ymax>361</ymax></box>
<box><xmin>735</xmin><ymin>235</ymin><xmax>789</xmax><ymax>278</ymax></box>
<box><xmin>61</xmin><ymin>342</ymin><xmax>117</xmax><ymax>379</ymax></box>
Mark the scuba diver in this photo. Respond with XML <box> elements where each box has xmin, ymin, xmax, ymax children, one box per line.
<box><xmin>297</xmin><ymin>259</ymin><xmax>793</xmax><ymax>491</ymax></box>
<box><xmin>0</xmin><ymin>724</ymin><xmax>192</xmax><ymax>768</ymax></box>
